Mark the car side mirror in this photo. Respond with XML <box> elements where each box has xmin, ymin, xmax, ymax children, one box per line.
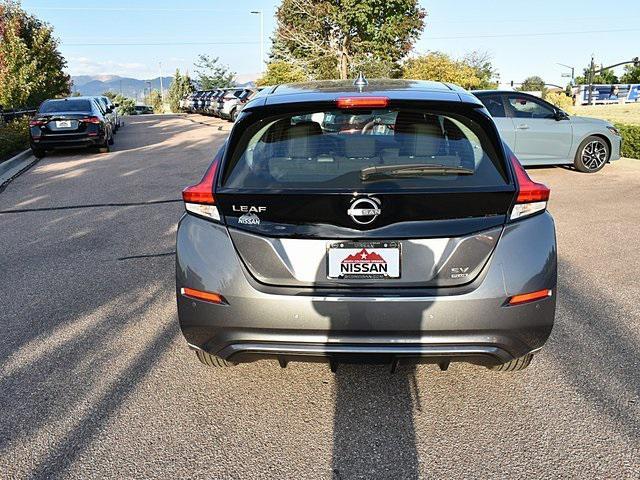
<box><xmin>554</xmin><ymin>109</ymin><xmax>569</xmax><ymax>121</ymax></box>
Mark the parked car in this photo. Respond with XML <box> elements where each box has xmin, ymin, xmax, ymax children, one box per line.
<box><xmin>218</xmin><ymin>88</ymin><xmax>246</xmax><ymax>120</ymax></box>
<box><xmin>132</xmin><ymin>105</ymin><xmax>153</xmax><ymax>115</ymax></box>
<box><xmin>177</xmin><ymin>79</ymin><xmax>557</xmax><ymax>373</ymax></box>
<box><xmin>232</xmin><ymin>87</ymin><xmax>264</xmax><ymax>121</ymax></box>
<box><xmin>210</xmin><ymin>89</ymin><xmax>227</xmax><ymax>117</ymax></box>
<box><xmin>29</xmin><ymin>97</ymin><xmax>114</xmax><ymax>157</ymax></box>
<box><xmin>94</xmin><ymin>96</ymin><xmax>120</xmax><ymax>132</ymax></box>
<box><xmin>473</xmin><ymin>90</ymin><xmax>622</xmax><ymax>173</ymax></box>
<box><xmin>202</xmin><ymin>91</ymin><xmax>215</xmax><ymax>114</ymax></box>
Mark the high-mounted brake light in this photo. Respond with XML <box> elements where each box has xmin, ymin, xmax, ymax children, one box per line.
<box><xmin>181</xmin><ymin>287</ymin><xmax>227</xmax><ymax>305</ymax></box>
<box><xmin>182</xmin><ymin>157</ymin><xmax>221</xmax><ymax>221</ymax></box>
<box><xmin>508</xmin><ymin>289</ymin><xmax>552</xmax><ymax>306</ymax></box>
<box><xmin>510</xmin><ymin>154</ymin><xmax>550</xmax><ymax>220</ymax></box>
<box><xmin>336</xmin><ymin>96</ymin><xmax>389</xmax><ymax>109</ymax></box>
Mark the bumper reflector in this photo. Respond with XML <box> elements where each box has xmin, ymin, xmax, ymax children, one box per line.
<box><xmin>508</xmin><ymin>289</ymin><xmax>552</xmax><ymax>306</ymax></box>
<box><xmin>181</xmin><ymin>287</ymin><xmax>227</xmax><ymax>305</ymax></box>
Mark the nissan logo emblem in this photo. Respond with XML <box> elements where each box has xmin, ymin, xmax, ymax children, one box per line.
<box><xmin>347</xmin><ymin>197</ymin><xmax>381</xmax><ymax>225</ymax></box>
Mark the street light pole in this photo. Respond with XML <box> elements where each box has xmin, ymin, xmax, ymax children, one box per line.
<box><xmin>557</xmin><ymin>63</ymin><xmax>575</xmax><ymax>85</ymax></box>
<box><xmin>250</xmin><ymin>10</ymin><xmax>264</xmax><ymax>74</ymax></box>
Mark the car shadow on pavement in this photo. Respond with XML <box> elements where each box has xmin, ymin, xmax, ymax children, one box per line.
<box><xmin>546</xmin><ymin>259</ymin><xmax>640</xmax><ymax>440</ymax></box>
<box><xmin>312</xmin><ymin>244</ymin><xmax>437</xmax><ymax>479</ymax></box>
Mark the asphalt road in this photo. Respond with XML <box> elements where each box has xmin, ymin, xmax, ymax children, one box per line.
<box><xmin>0</xmin><ymin>114</ymin><xmax>638</xmax><ymax>479</ymax></box>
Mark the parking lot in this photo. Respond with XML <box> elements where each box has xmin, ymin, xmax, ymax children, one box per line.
<box><xmin>0</xmin><ymin>114</ymin><xmax>638</xmax><ymax>479</ymax></box>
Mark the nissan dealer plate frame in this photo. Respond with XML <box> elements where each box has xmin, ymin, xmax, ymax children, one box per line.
<box><xmin>327</xmin><ymin>241</ymin><xmax>401</xmax><ymax>279</ymax></box>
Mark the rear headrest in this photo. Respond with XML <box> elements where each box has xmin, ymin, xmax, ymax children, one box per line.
<box><xmin>398</xmin><ymin>123</ymin><xmax>443</xmax><ymax>157</ymax></box>
<box><xmin>286</xmin><ymin>121</ymin><xmax>322</xmax><ymax>158</ymax></box>
<box><xmin>344</xmin><ymin>135</ymin><xmax>376</xmax><ymax>158</ymax></box>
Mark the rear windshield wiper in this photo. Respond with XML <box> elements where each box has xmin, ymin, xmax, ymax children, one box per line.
<box><xmin>360</xmin><ymin>164</ymin><xmax>475</xmax><ymax>181</ymax></box>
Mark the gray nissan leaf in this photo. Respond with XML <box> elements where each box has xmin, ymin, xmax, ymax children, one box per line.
<box><xmin>176</xmin><ymin>79</ymin><xmax>557</xmax><ymax>373</ymax></box>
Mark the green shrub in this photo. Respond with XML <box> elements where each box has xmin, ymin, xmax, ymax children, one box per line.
<box><xmin>543</xmin><ymin>91</ymin><xmax>574</xmax><ymax>110</ymax></box>
<box><xmin>0</xmin><ymin>117</ymin><xmax>30</xmax><ymax>162</ymax></box>
<box><xmin>615</xmin><ymin>123</ymin><xmax>640</xmax><ymax>159</ymax></box>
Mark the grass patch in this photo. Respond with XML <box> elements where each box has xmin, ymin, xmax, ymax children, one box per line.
<box><xmin>0</xmin><ymin>118</ymin><xmax>30</xmax><ymax>163</ymax></box>
<box><xmin>570</xmin><ymin>102</ymin><xmax>640</xmax><ymax>126</ymax></box>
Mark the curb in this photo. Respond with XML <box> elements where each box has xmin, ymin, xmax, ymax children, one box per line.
<box><xmin>0</xmin><ymin>149</ymin><xmax>37</xmax><ymax>190</ymax></box>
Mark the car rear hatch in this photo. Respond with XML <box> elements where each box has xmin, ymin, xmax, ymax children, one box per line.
<box><xmin>202</xmin><ymin>96</ymin><xmax>521</xmax><ymax>289</ymax></box>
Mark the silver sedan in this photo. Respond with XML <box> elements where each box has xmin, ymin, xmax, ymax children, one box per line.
<box><xmin>473</xmin><ymin>90</ymin><xmax>622</xmax><ymax>173</ymax></box>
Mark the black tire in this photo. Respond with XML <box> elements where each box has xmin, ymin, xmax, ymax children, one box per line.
<box><xmin>231</xmin><ymin>108</ymin><xmax>238</xmax><ymax>122</ymax></box>
<box><xmin>574</xmin><ymin>135</ymin><xmax>610</xmax><ymax>173</ymax></box>
<box><xmin>108</xmin><ymin>131</ymin><xmax>115</xmax><ymax>145</ymax></box>
<box><xmin>31</xmin><ymin>147</ymin><xmax>46</xmax><ymax>159</ymax></box>
<box><xmin>195</xmin><ymin>350</ymin><xmax>236</xmax><ymax>368</ymax></box>
<box><xmin>488</xmin><ymin>353</ymin><xmax>534</xmax><ymax>372</ymax></box>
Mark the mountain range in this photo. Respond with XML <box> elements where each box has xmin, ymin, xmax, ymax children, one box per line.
<box><xmin>71</xmin><ymin>75</ymin><xmax>174</xmax><ymax>99</ymax></box>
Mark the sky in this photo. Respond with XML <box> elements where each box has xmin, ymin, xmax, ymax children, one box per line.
<box><xmin>21</xmin><ymin>0</ymin><xmax>640</xmax><ymax>87</ymax></box>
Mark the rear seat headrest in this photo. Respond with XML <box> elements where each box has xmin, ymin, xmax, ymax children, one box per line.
<box><xmin>285</xmin><ymin>121</ymin><xmax>322</xmax><ymax>158</ymax></box>
<box><xmin>398</xmin><ymin>123</ymin><xmax>443</xmax><ymax>157</ymax></box>
<box><xmin>344</xmin><ymin>135</ymin><xmax>376</xmax><ymax>158</ymax></box>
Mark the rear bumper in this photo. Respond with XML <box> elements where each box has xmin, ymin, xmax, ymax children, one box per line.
<box><xmin>176</xmin><ymin>212</ymin><xmax>557</xmax><ymax>366</ymax></box>
<box><xmin>31</xmin><ymin>134</ymin><xmax>104</xmax><ymax>148</ymax></box>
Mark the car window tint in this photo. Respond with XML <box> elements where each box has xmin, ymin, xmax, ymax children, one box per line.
<box><xmin>224</xmin><ymin>109</ymin><xmax>507</xmax><ymax>191</ymax></box>
<box><xmin>39</xmin><ymin>100</ymin><xmax>93</xmax><ymax>113</ymax></box>
<box><xmin>478</xmin><ymin>95</ymin><xmax>506</xmax><ymax>118</ymax></box>
<box><xmin>507</xmin><ymin>96</ymin><xmax>554</xmax><ymax>119</ymax></box>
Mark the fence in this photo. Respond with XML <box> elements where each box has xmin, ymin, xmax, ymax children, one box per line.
<box><xmin>0</xmin><ymin>109</ymin><xmax>37</xmax><ymax>124</ymax></box>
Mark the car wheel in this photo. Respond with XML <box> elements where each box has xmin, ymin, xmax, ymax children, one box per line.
<box><xmin>31</xmin><ymin>147</ymin><xmax>46</xmax><ymax>159</ymax></box>
<box><xmin>108</xmin><ymin>130</ymin><xmax>115</xmax><ymax>145</ymax></box>
<box><xmin>574</xmin><ymin>136</ymin><xmax>610</xmax><ymax>173</ymax></box>
<box><xmin>195</xmin><ymin>350</ymin><xmax>236</xmax><ymax>367</ymax></box>
<box><xmin>231</xmin><ymin>109</ymin><xmax>238</xmax><ymax>122</ymax></box>
<box><xmin>488</xmin><ymin>353</ymin><xmax>533</xmax><ymax>372</ymax></box>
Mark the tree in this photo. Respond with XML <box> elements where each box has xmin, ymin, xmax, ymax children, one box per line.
<box><xmin>194</xmin><ymin>55</ymin><xmax>235</xmax><ymax>89</ymax></box>
<box><xmin>0</xmin><ymin>0</ymin><xmax>70</xmax><ymax>109</ymax></box>
<box><xmin>273</xmin><ymin>0</ymin><xmax>426</xmax><ymax>80</ymax></box>
<box><xmin>257</xmin><ymin>61</ymin><xmax>307</xmax><ymax>86</ymax></box>
<box><xmin>103</xmin><ymin>90</ymin><xmax>136</xmax><ymax>115</ymax></box>
<box><xmin>575</xmin><ymin>66</ymin><xmax>618</xmax><ymax>85</ymax></box>
<box><xmin>144</xmin><ymin>90</ymin><xmax>162</xmax><ymax>113</ymax></box>
<box><xmin>463</xmin><ymin>51</ymin><xmax>498</xmax><ymax>89</ymax></box>
<box><xmin>621</xmin><ymin>64</ymin><xmax>640</xmax><ymax>83</ymax></box>
<box><xmin>168</xmin><ymin>69</ymin><xmax>194</xmax><ymax>112</ymax></box>
<box><xmin>403</xmin><ymin>52</ymin><xmax>482</xmax><ymax>89</ymax></box>
<box><xmin>518</xmin><ymin>76</ymin><xmax>546</xmax><ymax>91</ymax></box>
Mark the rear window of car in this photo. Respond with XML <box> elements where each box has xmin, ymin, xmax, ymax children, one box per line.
<box><xmin>39</xmin><ymin>100</ymin><xmax>92</xmax><ymax>113</ymax></box>
<box><xmin>223</xmin><ymin>108</ymin><xmax>508</xmax><ymax>191</ymax></box>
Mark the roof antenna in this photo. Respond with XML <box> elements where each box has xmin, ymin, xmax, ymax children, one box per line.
<box><xmin>354</xmin><ymin>72</ymin><xmax>368</xmax><ymax>91</ymax></box>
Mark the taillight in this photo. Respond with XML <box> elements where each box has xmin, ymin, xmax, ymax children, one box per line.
<box><xmin>182</xmin><ymin>156</ymin><xmax>220</xmax><ymax>221</ymax></box>
<box><xmin>509</xmin><ymin>154</ymin><xmax>550</xmax><ymax>221</ymax></box>
<box><xmin>80</xmin><ymin>116</ymin><xmax>101</xmax><ymax>124</ymax></box>
<box><xmin>29</xmin><ymin>119</ymin><xmax>46</xmax><ymax>127</ymax></box>
<box><xmin>336</xmin><ymin>96</ymin><xmax>389</xmax><ymax>109</ymax></box>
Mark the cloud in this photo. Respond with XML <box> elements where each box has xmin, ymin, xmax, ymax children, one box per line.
<box><xmin>67</xmin><ymin>57</ymin><xmax>150</xmax><ymax>77</ymax></box>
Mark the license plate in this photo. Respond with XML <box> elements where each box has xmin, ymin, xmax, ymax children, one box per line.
<box><xmin>327</xmin><ymin>241</ymin><xmax>400</xmax><ymax>279</ymax></box>
<box><xmin>56</xmin><ymin>120</ymin><xmax>72</xmax><ymax>128</ymax></box>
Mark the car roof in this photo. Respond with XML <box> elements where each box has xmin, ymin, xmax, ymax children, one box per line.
<box><xmin>246</xmin><ymin>79</ymin><xmax>482</xmax><ymax>108</ymax></box>
<box><xmin>471</xmin><ymin>90</ymin><xmax>521</xmax><ymax>95</ymax></box>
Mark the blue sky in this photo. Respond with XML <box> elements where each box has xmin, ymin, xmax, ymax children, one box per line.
<box><xmin>22</xmin><ymin>0</ymin><xmax>640</xmax><ymax>86</ymax></box>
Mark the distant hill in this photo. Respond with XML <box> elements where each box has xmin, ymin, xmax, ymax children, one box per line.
<box><xmin>71</xmin><ymin>75</ymin><xmax>174</xmax><ymax>99</ymax></box>
<box><xmin>71</xmin><ymin>75</ymin><xmax>257</xmax><ymax>98</ymax></box>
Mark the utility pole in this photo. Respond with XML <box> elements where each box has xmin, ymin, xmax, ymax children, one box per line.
<box><xmin>250</xmin><ymin>10</ymin><xmax>264</xmax><ymax>74</ymax></box>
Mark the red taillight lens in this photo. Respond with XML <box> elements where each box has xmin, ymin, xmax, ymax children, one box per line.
<box><xmin>182</xmin><ymin>158</ymin><xmax>218</xmax><ymax>204</ymax></box>
<box><xmin>81</xmin><ymin>116</ymin><xmax>101</xmax><ymax>124</ymax></box>
<box><xmin>510</xmin><ymin>154</ymin><xmax>550</xmax><ymax>220</ymax></box>
<box><xmin>29</xmin><ymin>120</ymin><xmax>46</xmax><ymax>127</ymax></box>
<box><xmin>511</xmin><ymin>154</ymin><xmax>550</xmax><ymax>203</ymax></box>
<box><xmin>508</xmin><ymin>289</ymin><xmax>552</xmax><ymax>306</ymax></box>
<box><xmin>336</xmin><ymin>96</ymin><xmax>389</xmax><ymax>109</ymax></box>
<box><xmin>181</xmin><ymin>287</ymin><xmax>227</xmax><ymax>305</ymax></box>
<box><xmin>182</xmin><ymin>155</ymin><xmax>221</xmax><ymax>221</ymax></box>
